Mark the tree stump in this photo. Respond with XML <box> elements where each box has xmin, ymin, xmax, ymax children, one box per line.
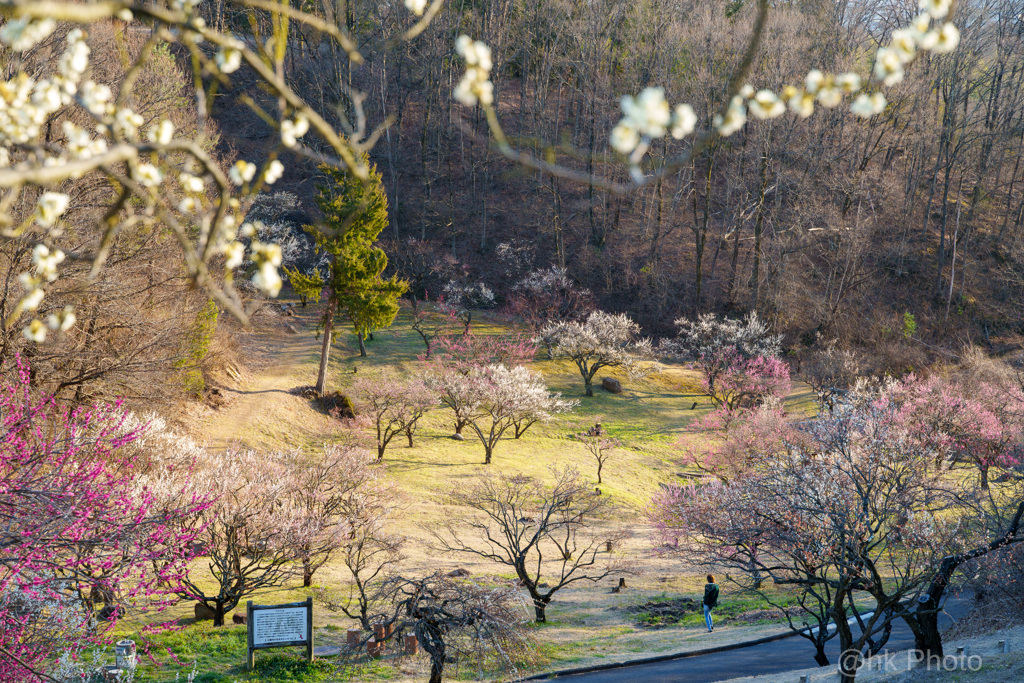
<box><xmin>404</xmin><ymin>634</ymin><xmax>419</xmax><ymax>655</ymax></box>
<box><xmin>232</xmin><ymin>613</ymin><xmax>247</xmax><ymax>625</ymax></box>
<box><xmin>347</xmin><ymin>629</ymin><xmax>361</xmax><ymax>649</ymax></box>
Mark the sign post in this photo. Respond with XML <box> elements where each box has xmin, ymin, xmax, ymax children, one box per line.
<box><xmin>246</xmin><ymin>597</ymin><xmax>314</xmax><ymax>670</ymax></box>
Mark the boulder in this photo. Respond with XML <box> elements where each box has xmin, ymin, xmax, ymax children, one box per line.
<box><xmin>447</xmin><ymin>568</ymin><xmax>472</xmax><ymax>578</ymax></box>
<box><xmin>194</xmin><ymin>602</ymin><xmax>216</xmax><ymax>621</ymax></box>
<box><xmin>285</xmin><ymin>324</ymin><xmax>298</xmax><ymax>334</ymax></box>
<box><xmin>601</xmin><ymin>377</ymin><xmax>623</xmax><ymax>394</ymax></box>
<box><xmin>451</xmin><ymin>433</ymin><xmax>465</xmax><ymax>441</ymax></box>
<box><xmin>232</xmin><ymin>613</ymin><xmax>247</xmax><ymax>625</ymax></box>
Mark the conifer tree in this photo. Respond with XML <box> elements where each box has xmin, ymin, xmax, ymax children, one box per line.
<box><xmin>288</xmin><ymin>160</ymin><xmax>407</xmax><ymax>394</ymax></box>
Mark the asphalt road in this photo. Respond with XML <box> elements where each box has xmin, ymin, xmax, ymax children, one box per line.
<box><xmin>550</xmin><ymin>604</ymin><xmax>963</xmax><ymax>683</ymax></box>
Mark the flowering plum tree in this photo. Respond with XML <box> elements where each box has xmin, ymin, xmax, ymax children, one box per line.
<box><xmin>0</xmin><ymin>362</ymin><xmax>210</xmax><ymax>678</ymax></box>
<box><xmin>356</xmin><ymin>376</ymin><xmax>436</xmax><ymax>459</ymax></box>
<box><xmin>540</xmin><ymin>311</ymin><xmax>655</xmax><ymax>397</ymax></box>
<box><xmin>462</xmin><ymin>364</ymin><xmax>574</xmax><ymax>463</ymax></box>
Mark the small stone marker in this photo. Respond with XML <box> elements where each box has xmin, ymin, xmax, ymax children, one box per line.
<box><xmin>194</xmin><ymin>602</ymin><xmax>215</xmax><ymax>621</ymax></box>
<box><xmin>313</xmin><ymin>645</ymin><xmax>342</xmax><ymax>658</ymax></box>
<box><xmin>998</xmin><ymin>639</ymin><xmax>1007</xmax><ymax>653</ymax></box>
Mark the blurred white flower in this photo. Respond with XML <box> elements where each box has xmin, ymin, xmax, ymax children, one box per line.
<box><xmin>891</xmin><ymin>29</ymin><xmax>918</xmax><ymax>63</ymax></box>
<box><xmin>80</xmin><ymin>81</ymin><xmax>113</xmax><ymax>115</ymax></box>
<box><xmin>836</xmin><ymin>73</ymin><xmax>862</xmax><ymax>94</ymax></box>
<box><xmin>23</xmin><ymin>319</ymin><xmax>47</xmax><ymax>343</ymax></box>
<box><xmin>33</xmin><ymin>244</ymin><xmax>65</xmax><ymax>281</ymax></box>
<box><xmin>178</xmin><ymin>197</ymin><xmax>197</xmax><ymax>213</ymax></box>
<box><xmin>932</xmin><ymin>23</ymin><xmax>960</xmax><ymax>53</ymax></box>
<box><xmin>874</xmin><ymin>48</ymin><xmax>905</xmax><ymax>86</ymax></box>
<box><xmin>748</xmin><ymin>90</ymin><xmax>786</xmax><ymax>119</ymax></box>
<box><xmin>851</xmin><ymin>92</ymin><xmax>887</xmax><ymax>118</ymax></box>
<box><xmin>805</xmin><ymin>69</ymin><xmax>825</xmax><ymax>94</ymax></box>
<box><xmin>404</xmin><ymin>0</ymin><xmax>429</xmax><ymax>16</ymax></box>
<box><xmin>280</xmin><ymin>114</ymin><xmax>310</xmax><ymax>147</ymax></box>
<box><xmin>252</xmin><ymin>262</ymin><xmax>282</xmax><ymax>297</ymax></box>
<box><xmin>216</xmin><ymin>48</ymin><xmax>242</xmax><ymax>74</ymax></box>
<box><xmin>47</xmin><ymin>305</ymin><xmax>76</xmax><ymax>332</ymax></box>
<box><xmin>784</xmin><ymin>86</ymin><xmax>815</xmax><ymax>118</ymax></box>
<box><xmin>670</xmin><ymin>104</ymin><xmax>697</xmax><ymax>139</ymax></box>
<box><xmin>179</xmin><ymin>173</ymin><xmax>205</xmax><ymax>193</ymax></box>
<box><xmin>264</xmin><ymin>159</ymin><xmax>285</xmax><ymax>184</ymax></box>
<box><xmin>919</xmin><ymin>0</ymin><xmax>951</xmax><ymax>20</ymax></box>
<box><xmin>739</xmin><ymin>84</ymin><xmax>755</xmax><ymax>99</ymax></box>
<box><xmin>817</xmin><ymin>84</ymin><xmax>843</xmax><ymax>108</ymax></box>
<box><xmin>0</xmin><ymin>18</ymin><xmax>56</xmax><ymax>52</ymax></box>
<box><xmin>35</xmin><ymin>192</ymin><xmax>70</xmax><ymax>227</ymax></box>
<box><xmin>113</xmin><ymin>107</ymin><xmax>144</xmax><ymax>139</ymax></box>
<box><xmin>454</xmin><ymin>36</ymin><xmax>494</xmax><ymax>107</ymax></box>
<box><xmin>620</xmin><ymin>87</ymin><xmax>672</xmax><ymax>138</ymax></box>
<box><xmin>610</xmin><ymin>122</ymin><xmax>640</xmax><ymax>153</ymax></box>
<box><xmin>135</xmin><ymin>163</ymin><xmax>164</xmax><ymax>188</ymax></box>
<box><xmin>714</xmin><ymin>97</ymin><xmax>747</xmax><ymax>136</ymax></box>
<box><xmin>147</xmin><ymin>119</ymin><xmax>175</xmax><ymax>146</ymax></box>
<box><xmin>229</xmin><ymin>160</ymin><xmax>257</xmax><ymax>185</ymax></box>
<box><xmin>21</xmin><ymin>288</ymin><xmax>45</xmax><ymax>311</ymax></box>
<box><xmin>224</xmin><ymin>242</ymin><xmax>245</xmax><ymax>270</ymax></box>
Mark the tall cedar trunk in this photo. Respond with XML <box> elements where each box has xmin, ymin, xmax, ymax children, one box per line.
<box><xmin>315</xmin><ymin>297</ymin><xmax>337</xmax><ymax>396</ymax></box>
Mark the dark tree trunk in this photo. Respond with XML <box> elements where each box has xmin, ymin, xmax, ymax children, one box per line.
<box><xmin>406</xmin><ymin>427</ymin><xmax>414</xmax><ymax>447</ymax></box>
<box><xmin>315</xmin><ymin>297</ymin><xmax>337</xmax><ymax>396</ymax></box>
<box><xmin>358</xmin><ymin>331</ymin><xmax>367</xmax><ymax>357</ymax></box>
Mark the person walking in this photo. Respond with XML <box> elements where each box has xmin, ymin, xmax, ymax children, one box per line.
<box><xmin>703</xmin><ymin>574</ymin><xmax>719</xmax><ymax>633</ymax></box>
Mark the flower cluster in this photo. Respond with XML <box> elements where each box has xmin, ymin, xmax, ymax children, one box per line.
<box><xmin>594</xmin><ymin>0</ymin><xmax>960</xmax><ymax>162</ymax></box>
<box><xmin>454</xmin><ymin>35</ymin><xmax>494</xmax><ymax>107</ymax></box>
<box><xmin>404</xmin><ymin>0</ymin><xmax>429</xmax><ymax>16</ymax></box>
<box><xmin>0</xmin><ymin>23</ymin><xmax>295</xmax><ymax>340</ymax></box>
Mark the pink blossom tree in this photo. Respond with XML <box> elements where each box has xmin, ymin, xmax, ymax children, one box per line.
<box><xmin>356</xmin><ymin>376</ymin><xmax>436</xmax><ymax>460</ymax></box>
<box><xmin>0</xmin><ymin>361</ymin><xmax>210</xmax><ymax>679</ymax></box>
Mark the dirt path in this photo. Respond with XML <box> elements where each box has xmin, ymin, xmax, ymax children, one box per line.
<box><xmin>191</xmin><ymin>300</ymin><xmax>337</xmax><ymax>452</ymax></box>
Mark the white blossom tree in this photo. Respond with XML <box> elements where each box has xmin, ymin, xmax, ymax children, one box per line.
<box><xmin>540</xmin><ymin>310</ymin><xmax>655</xmax><ymax>397</ymax></box>
<box><xmin>463</xmin><ymin>364</ymin><xmax>574</xmax><ymax>463</ymax></box>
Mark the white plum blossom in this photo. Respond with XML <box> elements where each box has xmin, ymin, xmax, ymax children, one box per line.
<box><xmin>620</xmin><ymin>87</ymin><xmax>672</xmax><ymax>138</ymax></box>
<box><xmin>610</xmin><ymin>123</ymin><xmax>640</xmax><ymax>154</ymax></box>
<box><xmin>805</xmin><ymin>69</ymin><xmax>825</xmax><ymax>94</ymax></box>
<box><xmin>785</xmin><ymin>87</ymin><xmax>815</xmax><ymax>118</ymax></box>
<box><xmin>147</xmin><ymin>119</ymin><xmax>174</xmax><ymax>146</ymax></box>
<box><xmin>874</xmin><ymin>48</ymin><xmax>905</xmax><ymax>86</ymax></box>
<box><xmin>919</xmin><ymin>0</ymin><xmax>951</xmax><ymax>20</ymax></box>
<box><xmin>250</xmin><ymin>240</ymin><xmax>283</xmax><ymax>296</ymax></box>
<box><xmin>229</xmin><ymin>160</ymin><xmax>257</xmax><ymax>185</ymax></box>
<box><xmin>404</xmin><ymin>0</ymin><xmax>429</xmax><ymax>16</ymax></box>
<box><xmin>35</xmin><ymin>192</ymin><xmax>70</xmax><ymax>227</ymax></box>
<box><xmin>178</xmin><ymin>197</ymin><xmax>197</xmax><ymax>213</ymax></box>
<box><xmin>20</xmin><ymin>287</ymin><xmax>45</xmax><ymax>311</ymax></box>
<box><xmin>223</xmin><ymin>242</ymin><xmax>245</xmax><ymax>270</ymax></box>
<box><xmin>216</xmin><ymin>47</ymin><xmax>242</xmax><ymax>74</ymax></box>
<box><xmin>748</xmin><ymin>90</ymin><xmax>786</xmax><ymax>120</ymax></box>
<box><xmin>836</xmin><ymin>73</ymin><xmax>862</xmax><ymax>94</ymax></box>
<box><xmin>23</xmin><ymin>319</ymin><xmax>46</xmax><ymax>343</ymax></box>
<box><xmin>280</xmin><ymin>114</ymin><xmax>310</xmax><ymax>147</ymax></box>
<box><xmin>135</xmin><ymin>163</ymin><xmax>164</xmax><ymax>188</ymax></box>
<box><xmin>32</xmin><ymin>244</ymin><xmax>65</xmax><ymax>282</ymax></box>
<box><xmin>79</xmin><ymin>81</ymin><xmax>113</xmax><ymax>115</ymax></box>
<box><xmin>714</xmin><ymin>97</ymin><xmax>747</xmax><ymax>137</ymax></box>
<box><xmin>47</xmin><ymin>305</ymin><xmax>76</xmax><ymax>332</ymax></box>
<box><xmin>671</xmin><ymin>104</ymin><xmax>697</xmax><ymax>139</ymax></box>
<box><xmin>933</xmin><ymin>23</ymin><xmax>960</xmax><ymax>53</ymax></box>
<box><xmin>179</xmin><ymin>173</ymin><xmax>205</xmax><ymax>193</ymax></box>
<box><xmin>0</xmin><ymin>18</ymin><xmax>56</xmax><ymax>52</ymax></box>
<box><xmin>264</xmin><ymin>159</ymin><xmax>284</xmax><ymax>184</ymax></box>
<box><xmin>817</xmin><ymin>82</ymin><xmax>843</xmax><ymax>108</ymax></box>
<box><xmin>113</xmin><ymin>107</ymin><xmax>144</xmax><ymax>139</ymax></box>
<box><xmin>454</xmin><ymin>35</ymin><xmax>494</xmax><ymax>107</ymax></box>
<box><xmin>891</xmin><ymin>29</ymin><xmax>918</xmax><ymax>63</ymax></box>
<box><xmin>850</xmin><ymin>92</ymin><xmax>887</xmax><ymax>118</ymax></box>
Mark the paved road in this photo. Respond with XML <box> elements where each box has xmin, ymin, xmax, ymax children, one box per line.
<box><xmin>552</xmin><ymin>604</ymin><xmax>963</xmax><ymax>683</ymax></box>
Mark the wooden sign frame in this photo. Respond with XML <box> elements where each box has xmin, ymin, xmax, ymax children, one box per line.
<box><xmin>246</xmin><ymin>597</ymin><xmax>314</xmax><ymax>669</ymax></box>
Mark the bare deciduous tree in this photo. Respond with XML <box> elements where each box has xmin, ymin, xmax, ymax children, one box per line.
<box><xmin>434</xmin><ymin>467</ymin><xmax>624</xmax><ymax>622</ymax></box>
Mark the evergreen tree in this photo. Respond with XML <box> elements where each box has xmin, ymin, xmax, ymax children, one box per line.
<box><xmin>288</xmin><ymin>160</ymin><xmax>407</xmax><ymax>394</ymax></box>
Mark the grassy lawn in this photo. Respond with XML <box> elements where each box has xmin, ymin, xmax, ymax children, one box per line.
<box><xmin>138</xmin><ymin>299</ymin><xmax>822</xmax><ymax>681</ymax></box>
